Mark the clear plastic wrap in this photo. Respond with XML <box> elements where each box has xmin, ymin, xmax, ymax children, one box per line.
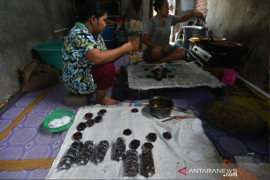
<box><xmin>58</xmin><ymin>141</ymin><xmax>82</xmax><ymax>170</ymax></box>
<box><xmin>141</xmin><ymin>148</ymin><xmax>155</xmax><ymax>177</ymax></box>
<box><xmin>76</xmin><ymin>141</ymin><xmax>95</xmax><ymax>165</ymax></box>
<box><xmin>124</xmin><ymin>149</ymin><xmax>139</xmax><ymax>177</ymax></box>
<box><xmin>114</xmin><ymin>137</ymin><xmax>126</xmax><ymax>161</ymax></box>
<box><xmin>95</xmin><ymin>140</ymin><xmax>109</xmax><ymax>163</ymax></box>
<box><xmin>58</xmin><ymin>155</ymin><xmax>75</xmax><ymax>170</ymax></box>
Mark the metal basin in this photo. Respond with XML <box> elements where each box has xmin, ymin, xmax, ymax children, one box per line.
<box><xmin>149</xmin><ymin>96</ymin><xmax>174</xmax><ymax>119</ymax></box>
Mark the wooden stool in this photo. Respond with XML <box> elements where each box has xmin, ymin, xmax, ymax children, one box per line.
<box><xmin>64</xmin><ymin>93</ymin><xmax>89</xmax><ymax>106</ymax></box>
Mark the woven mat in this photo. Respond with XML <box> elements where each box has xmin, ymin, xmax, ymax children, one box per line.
<box><xmin>127</xmin><ymin>63</ymin><xmax>224</xmax><ymax>90</ymax></box>
<box><xmin>46</xmin><ymin>104</ymin><xmax>222</xmax><ymax>179</ymax></box>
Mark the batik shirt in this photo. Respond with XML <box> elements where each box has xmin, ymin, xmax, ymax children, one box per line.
<box><xmin>62</xmin><ymin>23</ymin><xmax>107</xmax><ymax>94</ymax></box>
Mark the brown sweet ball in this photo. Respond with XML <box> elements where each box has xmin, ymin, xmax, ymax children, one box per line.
<box><xmin>94</xmin><ymin>116</ymin><xmax>103</xmax><ymax>123</ymax></box>
<box><xmin>163</xmin><ymin>132</ymin><xmax>172</xmax><ymax>140</ymax></box>
<box><xmin>86</xmin><ymin>119</ymin><xmax>95</xmax><ymax>127</ymax></box>
<box><xmin>84</xmin><ymin>113</ymin><xmax>93</xmax><ymax>120</ymax></box>
<box><xmin>98</xmin><ymin>109</ymin><xmax>107</xmax><ymax>116</ymax></box>
<box><xmin>129</xmin><ymin>139</ymin><xmax>141</xmax><ymax>150</ymax></box>
<box><xmin>71</xmin><ymin>141</ymin><xmax>83</xmax><ymax>149</ymax></box>
<box><xmin>143</xmin><ymin>142</ymin><xmax>154</xmax><ymax>150</ymax></box>
<box><xmin>72</xmin><ymin>132</ymin><xmax>82</xmax><ymax>141</ymax></box>
<box><xmin>146</xmin><ymin>133</ymin><xmax>157</xmax><ymax>142</ymax></box>
<box><xmin>76</xmin><ymin>122</ymin><xmax>87</xmax><ymax>131</ymax></box>
<box><xmin>131</xmin><ymin>108</ymin><xmax>139</xmax><ymax>113</ymax></box>
<box><xmin>123</xmin><ymin>129</ymin><xmax>132</xmax><ymax>136</ymax></box>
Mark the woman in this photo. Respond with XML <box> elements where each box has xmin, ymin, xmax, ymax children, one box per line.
<box><xmin>143</xmin><ymin>0</ymin><xmax>205</xmax><ymax>63</ymax></box>
<box><xmin>63</xmin><ymin>0</ymin><xmax>133</xmax><ymax>105</ymax></box>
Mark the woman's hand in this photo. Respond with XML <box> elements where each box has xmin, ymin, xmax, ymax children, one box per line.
<box><xmin>121</xmin><ymin>42</ymin><xmax>133</xmax><ymax>53</ymax></box>
<box><xmin>193</xmin><ymin>12</ymin><xmax>205</xmax><ymax>22</ymax></box>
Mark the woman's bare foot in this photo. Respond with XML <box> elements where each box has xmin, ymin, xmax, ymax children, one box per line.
<box><xmin>97</xmin><ymin>96</ymin><xmax>119</xmax><ymax>105</ymax></box>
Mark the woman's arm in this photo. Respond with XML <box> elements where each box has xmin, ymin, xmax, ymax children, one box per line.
<box><xmin>85</xmin><ymin>42</ymin><xmax>133</xmax><ymax>65</ymax></box>
<box><xmin>143</xmin><ymin>34</ymin><xmax>159</xmax><ymax>47</ymax></box>
<box><xmin>178</xmin><ymin>12</ymin><xmax>205</xmax><ymax>23</ymax></box>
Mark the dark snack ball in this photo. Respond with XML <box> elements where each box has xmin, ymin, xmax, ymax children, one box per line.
<box><xmin>131</xmin><ymin>108</ymin><xmax>139</xmax><ymax>113</ymax></box>
<box><xmin>58</xmin><ymin>155</ymin><xmax>74</xmax><ymax>170</ymax></box>
<box><xmin>84</xmin><ymin>113</ymin><xmax>93</xmax><ymax>120</ymax></box>
<box><xmin>71</xmin><ymin>141</ymin><xmax>83</xmax><ymax>149</ymax></box>
<box><xmin>163</xmin><ymin>132</ymin><xmax>172</xmax><ymax>140</ymax></box>
<box><xmin>114</xmin><ymin>137</ymin><xmax>126</xmax><ymax>161</ymax></box>
<box><xmin>147</xmin><ymin>133</ymin><xmax>157</xmax><ymax>142</ymax></box>
<box><xmin>143</xmin><ymin>143</ymin><xmax>154</xmax><ymax>150</ymax></box>
<box><xmin>129</xmin><ymin>139</ymin><xmax>141</xmax><ymax>150</ymax></box>
<box><xmin>94</xmin><ymin>116</ymin><xmax>103</xmax><ymax>123</ymax></box>
<box><xmin>73</xmin><ymin>132</ymin><xmax>82</xmax><ymax>141</ymax></box>
<box><xmin>67</xmin><ymin>147</ymin><xmax>80</xmax><ymax>157</ymax></box>
<box><xmin>161</xmin><ymin>73</ymin><xmax>167</xmax><ymax>78</ymax></box>
<box><xmin>95</xmin><ymin>140</ymin><xmax>110</xmax><ymax>163</ymax></box>
<box><xmin>141</xmin><ymin>148</ymin><xmax>155</xmax><ymax>177</ymax></box>
<box><xmin>162</xmin><ymin>68</ymin><xmax>168</xmax><ymax>72</ymax></box>
<box><xmin>123</xmin><ymin>129</ymin><xmax>132</xmax><ymax>136</ymax></box>
<box><xmin>125</xmin><ymin>150</ymin><xmax>139</xmax><ymax>176</ymax></box>
<box><xmin>146</xmin><ymin>74</ymin><xmax>152</xmax><ymax>78</ymax></box>
<box><xmin>77</xmin><ymin>122</ymin><xmax>87</xmax><ymax>131</ymax></box>
<box><xmin>154</xmin><ymin>77</ymin><xmax>162</xmax><ymax>81</ymax></box>
<box><xmin>86</xmin><ymin>119</ymin><xmax>95</xmax><ymax>127</ymax></box>
<box><xmin>98</xmin><ymin>109</ymin><xmax>107</xmax><ymax>116</ymax></box>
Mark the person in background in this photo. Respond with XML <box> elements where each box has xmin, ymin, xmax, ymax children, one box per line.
<box><xmin>143</xmin><ymin>0</ymin><xmax>205</xmax><ymax>63</ymax></box>
<box><xmin>62</xmin><ymin>0</ymin><xmax>133</xmax><ymax>105</ymax></box>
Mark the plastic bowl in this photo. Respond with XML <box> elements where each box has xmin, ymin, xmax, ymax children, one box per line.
<box><xmin>43</xmin><ymin>109</ymin><xmax>75</xmax><ymax>133</ymax></box>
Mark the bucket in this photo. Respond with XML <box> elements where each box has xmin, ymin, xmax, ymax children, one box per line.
<box><xmin>35</xmin><ymin>41</ymin><xmax>63</xmax><ymax>72</ymax></box>
<box><xmin>102</xmin><ymin>26</ymin><xmax>116</xmax><ymax>40</ymax></box>
<box><xmin>222</xmin><ymin>69</ymin><xmax>238</xmax><ymax>85</ymax></box>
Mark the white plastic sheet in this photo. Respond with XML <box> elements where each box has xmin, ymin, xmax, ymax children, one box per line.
<box><xmin>46</xmin><ymin>105</ymin><xmax>222</xmax><ymax>179</ymax></box>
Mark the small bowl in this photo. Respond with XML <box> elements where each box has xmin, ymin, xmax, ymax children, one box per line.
<box><xmin>149</xmin><ymin>96</ymin><xmax>174</xmax><ymax>119</ymax></box>
<box><xmin>43</xmin><ymin>109</ymin><xmax>75</xmax><ymax>133</ymax></box>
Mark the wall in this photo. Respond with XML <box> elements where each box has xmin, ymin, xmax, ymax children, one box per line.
<box><xmin>194</xmin><ymin>0</ymin><xmax>207</xmax><ymax>16</ymax></box>
<box><xmin>181</xmin><ymin>0</ymin><xmax>195</xmax><ymax>11</ymax></box>
<box><xmin>0</xmin><ymin>0</ymin><xmax>72</xmax><ymax>104</ymax></box>
<box><xmin>206</xmin><ymin>0</ymin><xmax>270</xmax><ymax>92</ymax></box>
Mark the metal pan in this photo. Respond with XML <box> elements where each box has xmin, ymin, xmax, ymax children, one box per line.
<box><xmin>149</xmin><ymin>96</ymin><xmax>174</xmax><ymax>119</ymax></box>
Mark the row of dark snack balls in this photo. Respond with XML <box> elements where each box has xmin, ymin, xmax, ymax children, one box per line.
<box><xmin>58</xmin><ymin>108</ymin><xmax>172</xmax><ymax>177</ymax></box>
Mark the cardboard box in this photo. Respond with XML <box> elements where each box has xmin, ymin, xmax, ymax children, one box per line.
<box><xmin>128</xmin><ymin>34</ymin><xmax>141</xmax><ymax>50</ymax></box>
<box><xmin>125</xmin><ymin>21</ymin><xmax>143</xmax><ymax>33</ymax></box>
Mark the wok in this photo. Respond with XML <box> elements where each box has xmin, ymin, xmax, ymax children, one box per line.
<box><xmin>199</xmin><ymin>36</ymin><xmax>243</xmax><ymax>52</ymax></box>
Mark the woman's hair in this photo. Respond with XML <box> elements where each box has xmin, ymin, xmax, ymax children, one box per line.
<box><xmin>154</xmin><ymin>0</ymin><xmax>166</xmax><ymax>12</ymax></box>
<box><xmin>77</xmin><ymin>0</ymin><xmax>107</xmax><ymax>22</ymax></box>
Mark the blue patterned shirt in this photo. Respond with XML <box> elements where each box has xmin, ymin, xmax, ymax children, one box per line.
<box><xmin>62</xmin><ymin>23</ymin><xmax>107</xmax><ymax>94</ymax></box>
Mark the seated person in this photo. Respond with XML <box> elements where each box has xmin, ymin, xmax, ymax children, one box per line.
<box><xmin>62</xmin><ymin>0</ymin><xmax>133</xmax><ymax>105</ymax></box>
<box><xmin>143</xmin><ymin>0</ymin><xmax>205</xmax><ymax>63</ymax></box>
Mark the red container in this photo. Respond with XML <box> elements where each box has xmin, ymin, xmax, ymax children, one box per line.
<box><xmin>222</xmin><ymin>69</ymin><xmax>238</xmax><ymax>85</ymax></box>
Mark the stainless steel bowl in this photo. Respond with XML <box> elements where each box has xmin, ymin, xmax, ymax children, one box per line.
<box><xmin>149</xmin><ymin>96</ymin><xmax>174</xmax><ymax>119</ymax></box>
